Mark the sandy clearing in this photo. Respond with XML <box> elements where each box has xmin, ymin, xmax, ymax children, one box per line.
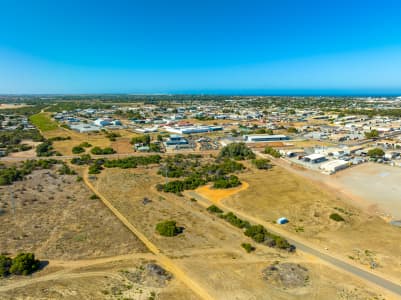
<box><xmin>195</xmin><ymin>181</ymin><xmax>249</xmax><ymax>203</ymax></box>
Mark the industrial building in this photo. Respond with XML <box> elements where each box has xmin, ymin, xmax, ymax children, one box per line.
<box><xmin>164</xmin><ymin>125</ymin><xmax>223</xmax><ymax>135</ymax></box>
<box><xmin>319</xmin><ymin>159</ymin><xmax>349</xmax><ymax>174</ymax></box>
<box><xmin>164</xmin><ymin>135</ymin><xmax>191</xmax><ymax>149</ymax></box>
<box><xmin>244</xmin><ymin>134</ymin><xmax>289</xmax><ymax>143</ymax></box>
<box><xmin>303</xmin><ymin>153</ymin><xmax>327</xmax><ymax>164</ymax></box>
<box><xmin>70</xmin><ymin>123</ymin><xmax>100</xmax><ymax>133</ymax></box>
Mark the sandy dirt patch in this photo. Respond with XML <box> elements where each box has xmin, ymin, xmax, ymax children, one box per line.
<box><xmin>195</xmin><ymin>181</ymin><xmax>249</xmax><ymax>203</ymax></box>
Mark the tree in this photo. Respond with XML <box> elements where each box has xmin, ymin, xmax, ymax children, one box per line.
<box><xmin>156</xmin><ymin>220</ymin><xmax>181</xmax><ymax>237</ymax></box>
<box><xmin>251</xmin><ymin>159</ymin><xmax>272</xmax><ymax>170</ymax></box>
<box><xmin>365</xmin><ymin>129</ymin><xmax>379</xmax><ymax>139</ymax></box>
<box><xmin>367</xmin><ymin>148</ymin><xmax>384</xmax><ymax>158</ymax></box>
<box><xmin>264</xmin><ymin>146</ymin><xmax>281</xmax><ymax>158</ymax></box>
<box><xmin>9</xmin><ymin>253</ymin><xmax>40</xmax><ymax>275</ymax></box>
<box><xmin>0</xmin><ymin>255</ymin><xmax>12</xmax><ymax>277</ymax></box>
<box><xmin>131</xmin><ymin>135</ymin><xmax>151</xmax><ymax>146</ymax></box>
<box><xmin>218</xmin><ymin>143</ymin><xmax>255</xmax><ymax>160</ymax></box>
<box><xmin>72</xmin><ymin>146</ymin><xmax>85</xmax><ymax>154</ymax></box>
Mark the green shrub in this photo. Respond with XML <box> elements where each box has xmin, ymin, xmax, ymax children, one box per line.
<box><xmin>207</xmin><ymin>205</ymin><xmax>223</xmax><ymax>214</ymax></box>
<box><xmin>241</xmin><ymin>243</ymin><xmax>255</xmax><ymax>253</ymax></box>
<box><xmin>0</xmin><ymin>255</ymin><xmax>12</xmax><ymax>277</ymax></box>
<box><xmin>220</xmin><ymin>212</ymin><xmax>250</xmax><ymax>229</ymax></box>
<box><xmin>213</xmin><ymin>175</ymin><xmax>241</xmax><ymax>189</ymax></box>
<box><xmin>218</xmin><ymin>143</ymin><xmax>255</xmax><ymax>160</ymax></box>
<box><xmin>72</xmin><ymin>146</ymin><xmax>85</xmax><ymax>154</ymax></box>
<box><xmin>251</xmin><ymin>159</ymin><xmax>272</xmax><ymax>170</ymax></box>
<box><xmin>156</xmin><ymin>221</ymin><xmax>181</xmax><ymax>237</ymax></box>
<box><xmin>330</xmin><ymin>213</ymin><xmax>345</xmax><ymax>222</ymax></box>
<box><xmin>91</xmin><ymin>147</ymin><xmax>116</xmax><ymax>155</ymax></box>
<box><xmin>264</xmin><ymin>146</ymin><xmax>281</xmax><ymax>158</ymax></box>
<box><xmin>9</xmin><ymin>253</ymin><xmax>40</xmax><ymax>275</ymax></box>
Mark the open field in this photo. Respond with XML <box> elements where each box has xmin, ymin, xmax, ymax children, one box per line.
<box><xmin>330</xmin><ymin>163</ymin><xmax>401</xmax><ymax>219</ymax></box>
<box><xmin>217</xmin><ymin>164</ymin><xmax>401</xmax><ymax>280</ymax></box>
<box><xmin>0</xmin><ymin>168</ymin><xmax>147</xmax><ymax>259</ymax></box>
<box><xmin>0</xmin><ymin>104</ymin><xmax>30</xmax><ymax>110</ymax></box>
<box><xmin>29</xmin><ymin>112</ymin><xmax>59</xmax><ymax>131</ymax></box>
<box><xmin>89</xmin><ymin>166</ymin><xmax>390</xmax><ymax>299</ymax></box>
<box><xmin>41</xmin><ymin>127</ymin><xmax>140</xmax><ymax>155</ymax></box>
<box><xmin>8</xmin><ymin>140</ymin><xmax>41</xmax><ymax>158</ymax></box>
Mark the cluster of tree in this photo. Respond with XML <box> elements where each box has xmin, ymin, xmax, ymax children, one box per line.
<box><xmin>72</xmin><ymin>142</ymin><xmax>92</xmax><ymax>154</ymax></box>
<box><xmin>157</xmin><ymin>157</ymin><xmax>244</xmax><ymax>194</ymax></box>
<box><xmin>0</xmin><ymin>129</ymin><xmax>44</xmax><ymax>155</ymax></box>
<box><xmin>367</xmin><ymin>148</ymin><xmax>385</xmax><ymax>158</ymax></box>
<box><xmin>103</xmin><ymin>155</ymin><xmax>162</xmax><ymax>168</ymax></box>
<box><xmin>251</xmin><ymin>158</ymin><xmax>272</xmax><ymax>170</ymax></box>
<box><xmin>207</xmin><ymin>205</ymin><xmax>294</xmax><ymax>252</ymax></box>
<box><xmin>194</xmin><ymin>115</ymin><xmax>214</xmax><ymax>121</ymax></box>
<box><xmin>247</xmin><ymin>128</ymin><xmax>274</xmax><ymax>135</ymax></box>
<box><xmin>105</xmin><ymin>131</ymin><xmax>120</xmax><ymax>141</ymax></box>
<box><xmin>45</xmin><ymin>101</ymin><xmax>112</xmax><ymax>113</ymax></box>
<box><xmin>364</xmin><ymin>129</ymin><xmax>379</xmax><ymax>139</ymax></box>
<box><xmin>213</xmin><ymin>175</ymin><xmax>241</xmax><ymax>189</ymax></box>
<box><xmin>157</xmin><ymin>174</ymin><xmax>206</xmax><ymax>194</ymax></box>
<box><xmin>0</xmin><ymin>159</ymin><xmax>60</xmax><ymax>185</ymax></box>
<box><xmin>71</xmin><ymin>154</ymin><xmax>92</xmax><ymax>165</ymax></box>
<box><xmin>36</xmin><ymin>140</ymin><xmax>60</xmax><ymax>157</ymax></box>
<box><xmin>218</xmin><ymin>143</ymin><xmax>255</xmax><ymax>160</ymax></box>
<box><xmin>264</xmin><ymin>146</ymin><xmax>281</xmax><ymax>158</ymax></box>
<box><xmin>220</xmin><ymin>211</ymin><xmax>250</xmax><ymax>229</ymax></box>
<box><xmin>340</xmin><ymin>108</ymin><xmax>401</xmax><ymax>118</ymax></box>
<box><xmin>155</xmin><ymin>220</ymin><xmax>182</xmax><ymax>237</ymax></box>
<box><xmin>90</xmin><ymin>147</ymin><xmax>116</xmax><ymax>155</ymax></box>
<box><xmin>48</xmin><ymin>136</ymin><xmax>71</xmax><ymax>142</ymax></box>
<box><xmin>0</xmin><ymin>253</ymin><xmax>40</xmax><ymax>277</ymax></box>
<box><xmin>287</xmin><ymin>127</ymin><xmax>298</xmax><ymax>134</ymax></box>
<box><xmin>58</xmin><ymin>163</ymin><xmax>77</xmax><ymax>175</ymax></box>
<box><xmin>131</xmin><ymin>134</ymin><xmax>151</xmax><ymax>146</ymax></box>
<box><xmin>244</xmin><ymin>225</ymin><xmax>294</xmax><ymax>251</ymax></box>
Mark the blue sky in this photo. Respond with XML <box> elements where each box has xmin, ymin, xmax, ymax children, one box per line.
<box><xmin>1</xmin><ymin>0</ymin><xmax>401</xmax><ymax>94</ymax></box>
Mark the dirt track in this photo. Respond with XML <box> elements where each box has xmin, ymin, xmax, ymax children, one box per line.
<box><xmin>83</xmin><ymin>168</ymin><xmax>215</xmax><ymax>300</ymax></box>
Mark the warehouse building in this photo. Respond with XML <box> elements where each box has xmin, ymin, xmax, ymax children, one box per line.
<box><xmin>303</xmin><ymin>153</ymin><xmax>327</xmax><ymax>164</ymax></box>
<box><xmin>244</xmin><ymin>134</ymin><xmax>289</xmax><ymax>143</ymax></box>
<box><xmin>319</xmin><ymin>159</ymin><xmax>349</xmax><ymax>174</ymax></box>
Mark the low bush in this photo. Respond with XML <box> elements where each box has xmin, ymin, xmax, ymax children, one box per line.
<box><xmin>330</xmin><ymin>213</ymin><xmax>345</xmax><ymax>222</ymax></box>
<box><xmin>156</xmin><ymin>220</ymin><xmax>181</xmax><ymax>237</ymax></box>
<box><xmin>241</xmin><ymin>243</ymin><xmax>255</xmax><ymax>253</ymax></box>
<box><xmin>207</xmin><ymin>205</ymin><xmax>223</xmax><ymax>214</ymax></box>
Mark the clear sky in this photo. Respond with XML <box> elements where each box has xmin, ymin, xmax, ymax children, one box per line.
<box><xmin>1</xmin><ymin>0</ymin><xmax>401</xmax><ymax>95</ymax></box>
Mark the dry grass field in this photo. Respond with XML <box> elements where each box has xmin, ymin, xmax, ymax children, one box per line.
<box><xmin>41</xmin><ymin>127</ymin><xmax>140</xmax><ymax>155</ymax></box>
<box><xmin>89</xmin><ymin>166</ymin><xmax>389</xmax><ymax>299</ymax></box>
<box><xmin>221</xmin><ymin>165</ymin><xmax>401</xmax><ymax>280</ymax></box>
<box><xmin>0</xmin><ymin>168</ymin><xmax>147</xmax><ymax>259</ymax></box>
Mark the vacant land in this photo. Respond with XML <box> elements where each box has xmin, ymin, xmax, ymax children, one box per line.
<box><xmin>219</xmin><ymin>164</ymin><xmax>401</xmax><ymax>280</ymax></box>
<box><xmin>0</xmin><ymin>104</ymin><xmax>30</xmax><ymax>110</ymax></box>
<box><xmin>0</xmin><ymin>168</ymin><xmax>147</xmax><ymax>259</ymax></box>
<box><xmin>331</xmin><ymin>163</ymin><xmax>401</xmax><ymax>219</ymax></box>
<box><xmin>39</xmin><ymin>127</ymin><xmax>140</xmax><ymax>155</ymax></box>
<box><xmin>29</xmin><ymin>112</ymin><xmax>59</xmax><ymax>131</ymax></box>
<box><xmin>90</xmin><ymin>166</ymin><xmax>389</xmax><ymax>299</ymax></box>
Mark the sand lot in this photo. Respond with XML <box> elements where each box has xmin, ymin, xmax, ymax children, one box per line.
<box><xmin>331</xmin><ymin>163</ymin><xmax>401</xmax><ymax>219</ymax></box>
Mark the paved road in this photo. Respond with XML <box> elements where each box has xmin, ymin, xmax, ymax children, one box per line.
<box><xmin>188</xmin><ymin>187</ymin><xmax>401</xmax><ymax>298</ymax></box>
